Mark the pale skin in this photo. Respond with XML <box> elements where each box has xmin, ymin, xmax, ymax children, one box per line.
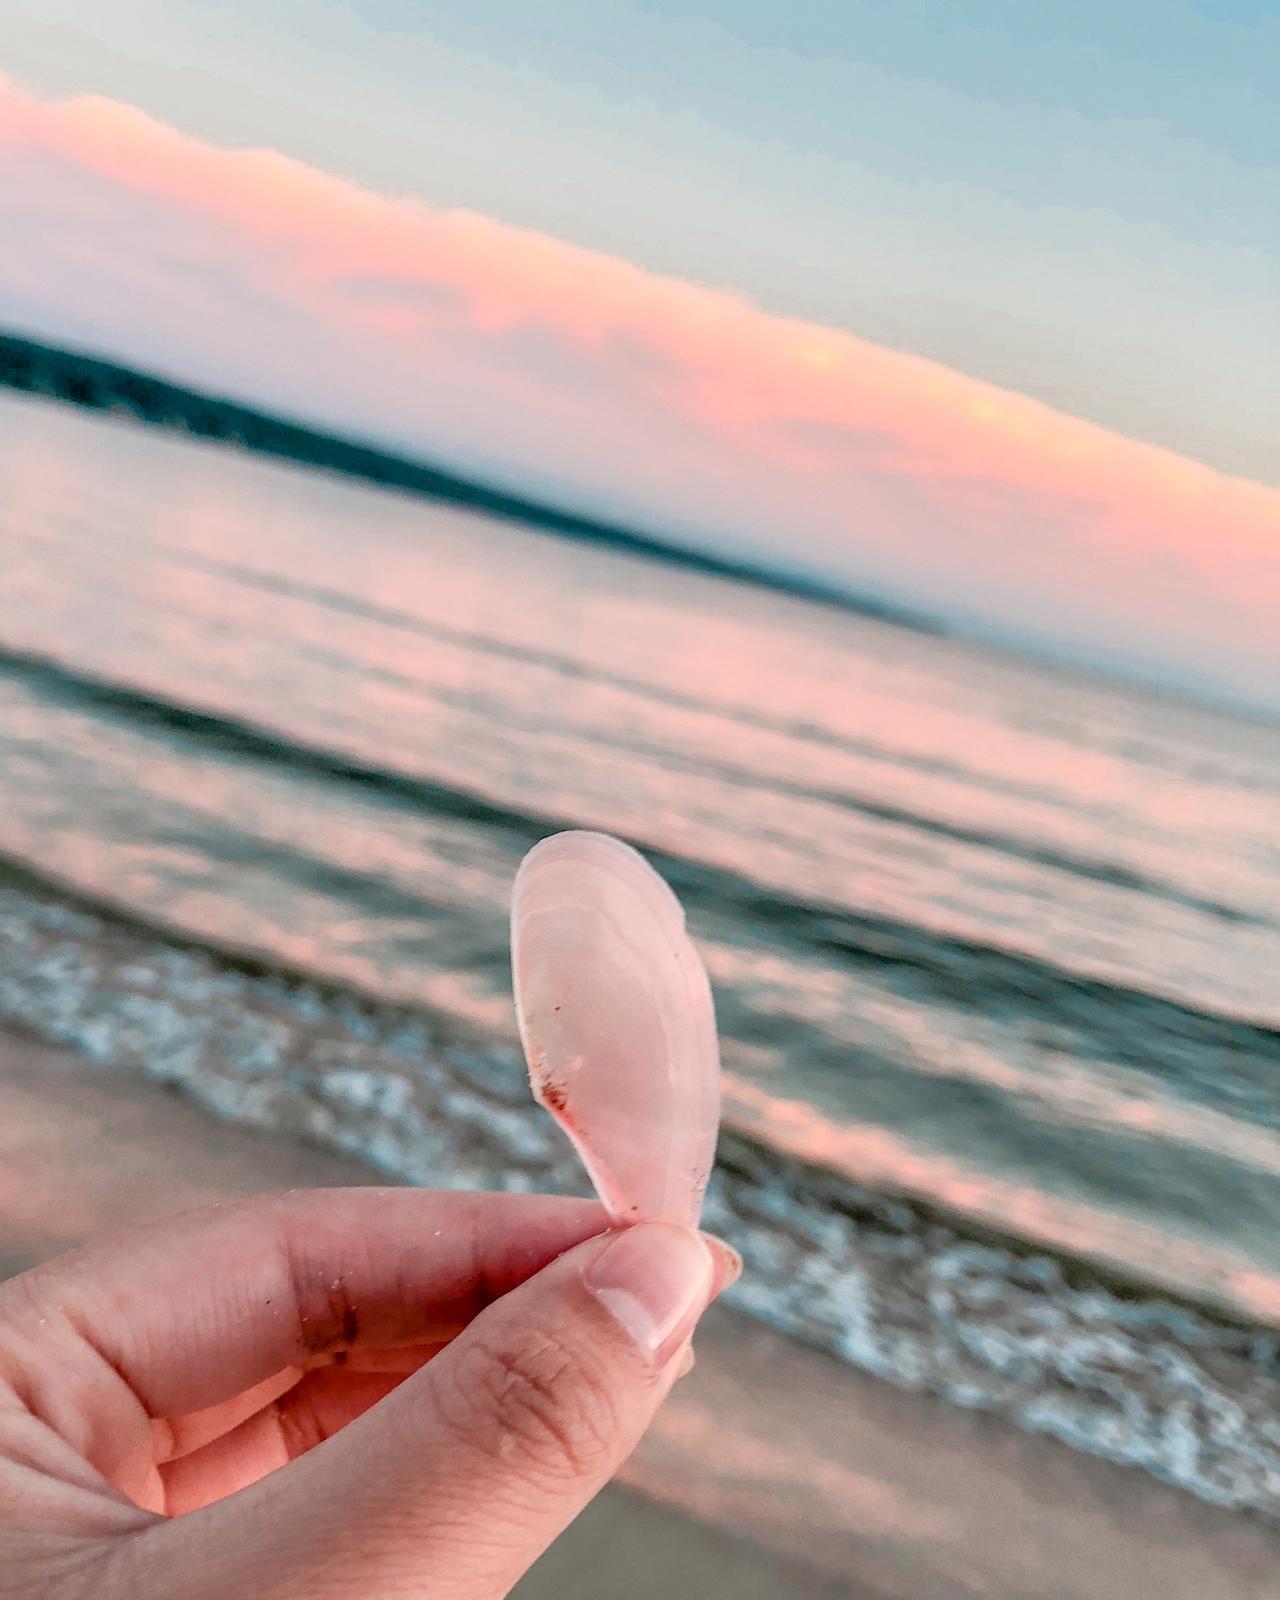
<box><xmin>0</xmin><ymin>1188</ymin><xmax>738</xmax><ymax>1600</ymax></box>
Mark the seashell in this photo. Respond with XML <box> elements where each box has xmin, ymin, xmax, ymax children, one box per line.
<box><xmin>511</xmin><ymin>830</ymin><xmax>721</xmax><ymax>1226</ymax></box>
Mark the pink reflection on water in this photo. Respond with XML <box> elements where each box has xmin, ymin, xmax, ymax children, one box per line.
<box><xmin>724</xmin><ymin>1078</ymin><xmax>1280</xmax><ymax>1328</ymax></box>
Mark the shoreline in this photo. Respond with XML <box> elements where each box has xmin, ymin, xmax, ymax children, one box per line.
<box><xmin>3</xmin><ymin>1026</ymin><xmax>1278</xmax><ymax>1598</ymax></box>
<box><xmin>0</xmin><ymin>844</ymin><xmax>1274</xmax><ymax>1330</ymax></box>
<box><xmin>5</xmin><ymin>869</ymin><xmax>1280</xmax><ymax>1516</ymax></box>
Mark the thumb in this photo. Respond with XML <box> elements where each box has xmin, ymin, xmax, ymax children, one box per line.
<box><xmin>143</xmin><ymin>1223</ymin><xmax>724</xmax><ymax>1600</ymax></box>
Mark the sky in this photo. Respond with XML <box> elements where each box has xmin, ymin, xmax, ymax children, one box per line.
<box><xmin>0</xmin><ymin>3</ymin><xmax>1277</xmax><ymax>710</ymax></box>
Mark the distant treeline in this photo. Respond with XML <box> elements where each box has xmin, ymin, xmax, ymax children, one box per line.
<box><xmin>0</xmin><ymin>329</ymin><xmax>936</xmax><ymax>632</ymax></box>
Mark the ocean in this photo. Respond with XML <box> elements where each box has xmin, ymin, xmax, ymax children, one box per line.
<box><xmin>2</xmin><ymin>385</ymin><xmax>1279</xmax><ymax>1514</ymax></box>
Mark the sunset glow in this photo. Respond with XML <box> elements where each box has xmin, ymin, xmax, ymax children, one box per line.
<box><xmin>1</xmin><ymin>73</ymin><xmax>1277</xmax><ymax>709</ymax></box>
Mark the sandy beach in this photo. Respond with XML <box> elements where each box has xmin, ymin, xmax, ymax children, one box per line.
<box><xmin>3</xmin><ymin>1027</ymin><xmax>1278</xmax><ymax>1599</ymax></box>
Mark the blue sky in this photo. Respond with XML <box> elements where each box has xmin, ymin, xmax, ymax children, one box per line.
<box><xmin>2</xmin><ymin>0</ymin><xmax>1277</xmax><ymax>485</ymax></box>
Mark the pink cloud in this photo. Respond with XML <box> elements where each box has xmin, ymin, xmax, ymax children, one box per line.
<box><xmin>1</xmin><ymin>75</ymin><xmax>1276</xmax><ymax>710</ymax></box>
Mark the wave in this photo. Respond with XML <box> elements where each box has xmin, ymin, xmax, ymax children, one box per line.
<box><xmin>155</xmin><ymin>544</ymin><xmax>1275</xmax><ymax>822</ymax></box>
<box><xmin>147</xmin><ymin>548</ymin><xmax>1072</xmax><ymax>806</ymax></box>
<box><xmin>134</xmin><ymin>555</ymin><xmax>1263</xmax><ymax>930</ymax></box>
<box><xmin>2</xmin><ymin>639</ymin><xmax>1273</xmax><ymax>1016</ymax></box>
<box><xmin>3</xmin><ymin>640</ymin><xmax>1280</xmax><ymax>1165</ymax></box>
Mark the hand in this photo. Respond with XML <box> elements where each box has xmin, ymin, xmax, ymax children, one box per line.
<box><xmin>0</xmin><ymin>1187</ymin><xmax>738</xmax><ymax>1598</ymax></box>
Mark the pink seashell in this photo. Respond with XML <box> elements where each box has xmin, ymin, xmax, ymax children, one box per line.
<box><xmin>511</xmin><ymin>830</ymin><xmax>721</xmax><ymax>1226</ymax></box>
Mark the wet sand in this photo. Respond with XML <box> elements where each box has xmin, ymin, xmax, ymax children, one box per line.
<box><xmin>2</xmin><ymin>1028</ymin><xmax>1278</xmax><ymax>1598</ymax></box>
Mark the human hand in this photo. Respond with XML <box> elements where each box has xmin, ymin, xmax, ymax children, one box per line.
<box><xmin>0</xmin><ymin>1187</ymin><xmax>739</xmax><ymax>1598</ymax></box>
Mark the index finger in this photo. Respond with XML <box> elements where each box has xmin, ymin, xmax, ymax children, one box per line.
<box><xmin>2</xmin><ymin>1188</ymin><xmax>608</xmax><ymax>1417</ymax></box>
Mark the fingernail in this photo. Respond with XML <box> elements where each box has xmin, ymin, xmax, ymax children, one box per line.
<box><xmin>584</xmin><ymin>1223</ymin><xmax>714</xmax><ymax>1367</ymax></box>
<box><xmin>675</xmin><ymin>1341</ymin><xmax>696</xmax><ymax>1380</ymax></box>
<box><xmin>703</xmin><ymin>1235</ymin><xmax>743</xmax><ymax>1292</ymax></box>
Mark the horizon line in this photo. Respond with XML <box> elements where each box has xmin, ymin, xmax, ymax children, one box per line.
<box><xmin>0</xmin><ymin>325</ymin><xmax>944</xmax><ymax>637</ymax></box>
<box><xmin>4</xmin><ymin>324</ymin><xmax>1276</xmax><ymax>731</ymax></box>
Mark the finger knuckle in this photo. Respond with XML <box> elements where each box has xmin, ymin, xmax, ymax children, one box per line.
<box><xmin>442</xmin><ymin>1329</ymin><xmax>619</xmax><ymax>1483</ymax></box>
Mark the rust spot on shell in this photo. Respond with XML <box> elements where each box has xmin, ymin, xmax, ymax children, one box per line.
<box><xmin>540</xmin><ymin>1077</ymin><xmax>569</xmax><ymax>1115</ymax></box>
